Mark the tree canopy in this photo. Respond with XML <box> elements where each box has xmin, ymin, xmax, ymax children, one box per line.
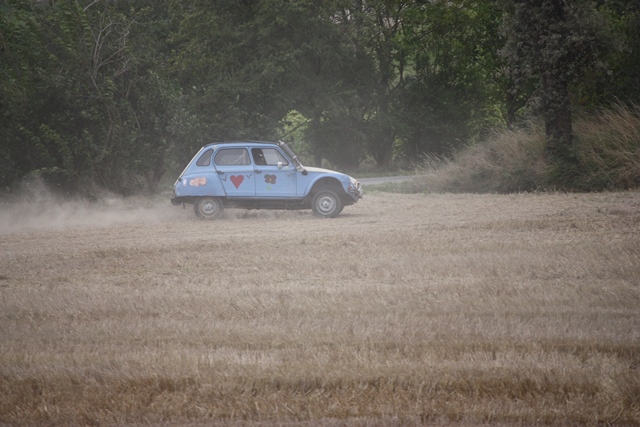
<box><xmin>0</xmin><ymin>0</ymin><xmax>638</xmax><ymax>194</ymax></box>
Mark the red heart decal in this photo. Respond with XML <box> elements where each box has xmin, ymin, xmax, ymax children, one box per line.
<box><xmin>230</xmin><ymin>175</ymin><xmax>244</xmax><ymax>189</ymax></box>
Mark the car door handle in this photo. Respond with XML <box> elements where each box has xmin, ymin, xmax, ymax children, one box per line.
<box><xmin>217</xmin><ymin>170</ymin><xmax>224</xmax><ymax>175</ymax></box>
<box><xmin>255</xmin><ymin>169</ymin><xmax>262</xmax><ymax>174</ymax></box>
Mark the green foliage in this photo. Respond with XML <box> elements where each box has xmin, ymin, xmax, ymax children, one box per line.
<box><xmin>0</xmin><ymin>0</ymin><xmax>178</xmax><ymax>194</ymax></box>
<box><xmin>167</xmin><ymin>0</ymin><xmax>296</xmax><ymax>142</ymax></box>
<box><xmin>277</xmin><ymin>110</ymin><xmax>312</xmax><ymax>163</ymax></box>
<box><xmin>1</xmin><ymin>0</ymin><xmax>639</xmax><ymax>195</ymax></box>
<box><xmin>597</xmin><ymin>1</ymin><xmax>640</xmax><ymax>106</ymax></box>
<box><xmin>396</xmin><ymin>0</ymin><xmax>505</xmax><ymax>157</ymax></box>
<box><xmin>306</xmin><ymin>109</ymin><xmax>367</xmax><ymax>170</ymax></box>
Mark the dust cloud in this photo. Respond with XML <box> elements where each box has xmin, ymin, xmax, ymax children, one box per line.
<box><xmin>0</xmin><ymin>179</ymin><xmax>187</xmax><ymax>235</ymax></box>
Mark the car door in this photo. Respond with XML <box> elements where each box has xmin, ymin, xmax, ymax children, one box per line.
<box><xmin>251</xmin><ymin>147</ymin><xmax>297</xmax><ymax>198</ymax></box>
<box><xmin>213</xmin><ymin>148</ymin><xmax>256</xmax><ymax>197</ymax></box>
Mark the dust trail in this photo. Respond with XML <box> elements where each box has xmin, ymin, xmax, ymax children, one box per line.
<box><xmin>0</xmin><ymin>179</ymin><xmax>188</xmax><ymax>235</ymax></box>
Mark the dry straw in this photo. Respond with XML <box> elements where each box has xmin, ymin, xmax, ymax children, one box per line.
<box><xmin>411</xmin><ymin>104</ymin><xmax>640</xmax><ymax>194</ymax></box>
<box><xmin>1</xmin><ymin>190</ymin><xmax>639</xmax><ymax>425</ymax></box>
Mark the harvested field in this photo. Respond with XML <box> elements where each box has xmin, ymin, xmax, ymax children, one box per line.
<box><xmin>1</xmin><ymin>191</ymin><xmax>639</xmax><ymax>426</ymax></box>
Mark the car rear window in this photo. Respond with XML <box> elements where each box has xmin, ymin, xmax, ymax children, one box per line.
<box><xmin>196</xmin><ymin>148</ymin><xmax>213</xmax><ymax>166</ymax></box>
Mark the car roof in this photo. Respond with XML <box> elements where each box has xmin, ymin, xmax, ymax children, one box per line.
<box><xmin>202</xmin><ymin>140</ymin><xmax>278</xmax><ymax>149</ymax></box>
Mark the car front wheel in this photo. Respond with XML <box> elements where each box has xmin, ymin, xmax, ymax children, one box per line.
<box><xmin>311</xmin><ymin>190</ymin><xmax>343</xmax><ymax>218</ymax></box>
<box><xmin>194</xmin><ymin>197</ymin><xmax>224</xmax><ymax>220</ymax></box>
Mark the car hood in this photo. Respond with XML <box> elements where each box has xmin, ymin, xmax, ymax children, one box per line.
<box><xmin>304</xmin><ymin>166</ymin><xmax>352</xmax><ymax>178</ymax></box>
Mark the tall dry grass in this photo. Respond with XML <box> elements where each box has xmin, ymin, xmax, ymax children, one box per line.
<box><xmin>411</xmin><ymin>126</ymin><xmax>547</xmax><ymax>193</ymax></box>
<box><xmin>411</xmin><ymin>104</ymin><xmax>640</xmax><ymax>193</ymax></box>
<box><xmin>573</xmin><ymin>104</ymin><xmax>640</xmax><ymax>190</ymax></box>
<box><xmin>1</xmin><ymin>191</ymin><xmax>639</xmax><ymax>425</ymax></box>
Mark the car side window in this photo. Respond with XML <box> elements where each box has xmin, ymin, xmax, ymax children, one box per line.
<box><xmin>252</xmin><ymin>148</ymin><xmax>289</xmax><ymax>166</ymax></box>
<box><xmin>196</xmin><ymin>148</ymin><xmax>213</xmax><ymax>166</ymax></box>
<box><xmin>252</xmin><ymin>148</ymin><xmax>267</xmax><ymax>165</ymax></box>
<box><xmin>214</xmin><ymin>148</ymin><xmax>250</xmax><ymax>166</ymax></box>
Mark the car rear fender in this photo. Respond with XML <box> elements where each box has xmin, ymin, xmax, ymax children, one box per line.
<box><xmin>174</xmin><ymin>170</ymin><xmax>227</xmax><ymax>198</ymax></box>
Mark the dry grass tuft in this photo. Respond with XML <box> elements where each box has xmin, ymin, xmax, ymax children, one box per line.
<box><xmin>409</xmin><ymin>104</ymin><xmax>640</xmax><ymax>194</ymax></box>
<box><xmin>413</xmin><ymin>126</ymin><xmax>547</xmax><ymax>194</ymax></box>
<box><xmin>1</xmin><ymin>191</ymin><xmax>639</xmax><ymax>425</ymax></box>
<box><xmin>573</xmin><ymin>104</ymin><xmax>640</xmax><ymax>190</ymax></box>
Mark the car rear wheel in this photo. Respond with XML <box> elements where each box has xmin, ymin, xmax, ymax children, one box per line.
<box><xmin>311</xmin><ymin>190</ymin><xmax>343</xmax><ymax>218</ymax></box>
<box><xmin>194</xmin><ymin>197</ymin><xmax>224</xmax><ymax>220</ymax></box>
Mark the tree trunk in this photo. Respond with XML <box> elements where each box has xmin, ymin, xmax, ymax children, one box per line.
<box><xmin>542</xmin><ymin>72</ymin><xmax>574</xmax><ymax>164</ymax></box>
<box><xmin>372</xmin><ymin>67</ymin><xmax>394</xmax><ymax>168</ymax></box>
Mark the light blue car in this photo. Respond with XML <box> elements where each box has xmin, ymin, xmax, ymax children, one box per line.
<box><xmin>171</xmin><ymin>141</ymin><xmax>363</xmax><ymax>219</ymax></box>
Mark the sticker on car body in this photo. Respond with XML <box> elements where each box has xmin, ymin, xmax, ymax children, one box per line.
<box><xmin>230</xmin><ymin>175</ymin><xmax>244</xmax><ymax>188</ymax></box>
<box><xmin>189</xmin><ymin>177</ymin><xmax>207</xmax><ymax>186</ymax></box>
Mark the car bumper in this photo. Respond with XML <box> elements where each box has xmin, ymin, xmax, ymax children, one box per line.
<box><xmin>348</xmin><ymin>178</ymin><xmax>363</xmax><ymax>201</ymax></box>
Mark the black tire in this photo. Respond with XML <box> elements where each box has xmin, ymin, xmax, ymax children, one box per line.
<box><xmin>194</xmin><ymin>197</ymin><xmax>224</xmax><ymax>220</ymax></box>
<box><xmin>311</xmin><ymin>189</ymin><xmax>343</xmax><ymax>218</ymax></box>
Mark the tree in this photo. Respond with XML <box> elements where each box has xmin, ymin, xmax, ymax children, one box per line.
<box><xmin>596</xmin><ymin>0</ymin><xmax>640</xmax><ymax>106</ymax></box>
<box><xmin>290</xmin><ymin>0</ymin><xmax>374</xmax><ymax>169</ymax></box>
<box><xmin>2</xmin><ymin>0</ymin><xmax>631</xmax><ymax>194</ymax></box>
<box><xmin>0</xmin><ymin>0</ymin><xmax>178</xmax><ymax>194</ymax></box>
<box><xmin>396</xmin><ymin>0</ymin><xmax>505</xmax><ymax>158</ymax></box>
<box><xmin>324</xmin><ymin>0</ymin><xmax>407</xmax><ymax>168</ymax></box>
<box><xmin>0</xmin><ymin>1</ymin><xmax>40</xmax><ymax>189</ymax></box>
<box><xmin>501</xmin><ymin>0</ymin><xmax>609</xmax><ymax>165</ymax></box>
<box><xmin>167</xmin><ymin>0</ymin><xmax>297</xmax><ymax>145</ymax></box>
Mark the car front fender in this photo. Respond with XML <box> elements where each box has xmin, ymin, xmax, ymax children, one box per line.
<box><xmin>303</xmin><ymin>175</ymin><xmax>350</xmax><ymax>198</ymax></box>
